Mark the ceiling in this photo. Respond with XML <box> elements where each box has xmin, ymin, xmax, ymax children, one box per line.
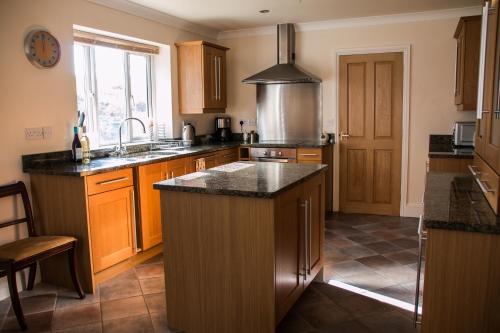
<box><xmin>126</xmin><ymin>0</ymin><xmax>481</xmax><ymax>31</ymax></box>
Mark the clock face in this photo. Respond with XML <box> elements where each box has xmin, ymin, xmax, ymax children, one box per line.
<box><xmin>24</xmin><ymin>30</ymin><xmax>61</xmax><ymax>68</ymax></box>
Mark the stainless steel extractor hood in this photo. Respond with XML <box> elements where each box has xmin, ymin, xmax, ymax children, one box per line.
<box><xmin>242</xmin><ymin>23</ymin><xmax>321</xmax><ymax>84</ymax></box>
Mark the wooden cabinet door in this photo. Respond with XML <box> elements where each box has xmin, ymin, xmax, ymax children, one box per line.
<box><xmin>302</xmin><ymin>174</ymin><xmax>325</xmax><ymax>288</ymax></box>
<box><xmin>89</xmin><ymin>186</ymin><xmax>135</xmax><ymax>272</ymax></box>
<box><xmin>484</xmin><ymin>0</ymin><xmax>500</xmax><ymax>172</ymax></box>
<box><xmin>165</xmin><ymin>158</ymin><xmax>188</xmax><ymax>179</ymax></box>
<box><xmin>138</xmin><ymin>162</ymin><xmax>166</xmax><ymax>251</ymax></box>
<box><xmin>455</xmin><ymin>26</ymin><xmax>466</xmax><ymax>106</ymax></box>
<box><xmin>216</xmin><ymin>148</ymin><xmax>239</xmax><ymax>166</ymax></box>
<box><xmin>275</xmin><ymin>185</ymin><xmax>305</xmax><ymax>323</ymax></box>
<box><xmin>203</xmin><ymin>45</ymin><xmax>227</xmax><ymax>110</ymax></box>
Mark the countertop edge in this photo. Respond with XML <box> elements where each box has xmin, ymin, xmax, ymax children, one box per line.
<box><xmin>153</xmin><ymin>165</ymin><xmax>328</xmax><ymax>198</ymax></box>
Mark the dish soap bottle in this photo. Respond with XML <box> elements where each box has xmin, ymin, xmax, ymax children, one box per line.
<box><xmin>72</xmin><ymin>126</ymin><xmax>82</xmax><ymax>162</ymax></box>
<box><xmin>80</xmin><ymin>127</ymin><xmax>91</xmax><ymax>165</ymax></box>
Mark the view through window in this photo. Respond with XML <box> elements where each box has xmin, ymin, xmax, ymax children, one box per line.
<box><xmin>73</xmin><ymin>42</ymin><xmax>153</xmax><ymax>147</ymax></box>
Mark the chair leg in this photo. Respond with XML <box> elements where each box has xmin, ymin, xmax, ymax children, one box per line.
<box><xmin>68</xmin><ymin>243</ymin><xmax>85</xmax><ymax>299</ymax></box>
<box><xmin>7</xmin><ymin>266</ymin><xmax>27</xmax><ymax>331</ymax></box>
<box><xmin>27</xmin><ymin>263</ymin><xmax>36</xmax><ymax>291</ymax></box>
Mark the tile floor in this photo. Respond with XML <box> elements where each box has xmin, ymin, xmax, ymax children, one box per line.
<box><xmin>323</xmin><ymin>213</ymin><xmax>423</xmax><ymax>305</ymax></box>
<box><xmin>0</xmin><ymin>213</ymin><xmax>422</xmax><ymax>332</ymax></box>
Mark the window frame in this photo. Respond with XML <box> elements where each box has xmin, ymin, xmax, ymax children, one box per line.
<box><xmin>74</xmin><ymin>42</ymin><xmax>154</xmax><ymax>148</ymax></box>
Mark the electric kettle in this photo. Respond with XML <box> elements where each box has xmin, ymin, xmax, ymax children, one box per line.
<box><xmin>182</xmin><ymin>122</ymin><xmax>196</xmax><ymax>146</ymax></box>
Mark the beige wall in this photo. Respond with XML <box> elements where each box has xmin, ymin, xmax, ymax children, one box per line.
<box><xmin>0</xmin><ymin>0</ymin><xmax>218</xmax><ymax>299</ymax></box>
<box><xmin>222</xmin><ymin>17</ymin><xmax>476</xmax><ymax>215</ymax></box>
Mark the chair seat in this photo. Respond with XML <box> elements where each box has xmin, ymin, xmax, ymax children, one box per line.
<box><xmin>0</xmin><ymin>236</ymin><xmax>76</xmax><ymax>262</ymax></box>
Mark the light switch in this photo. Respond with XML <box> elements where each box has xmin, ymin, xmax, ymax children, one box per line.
<box><xmin>25</xmin><ymin>127</ymin><xmax>44</xmax><ymax>140</ymax></box>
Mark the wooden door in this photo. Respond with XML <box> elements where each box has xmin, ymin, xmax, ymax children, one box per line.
<box><xmin>302</xmin><ymin>174</ymin><xmax>325</xmax><ymax>288</ymax></box>
<box><xmin>339</xmin><ymin>52</ymin><xmax>403</xmax><ymax>216</ymax></box>
<box><xmin>138</xmin><ymin>162</ymin><xmax>166</xmax><ymax>251</ymax></box>
<box><xmin>274</xmin><ymin>185</ymin><xmax>305</xmax><ymax>323</ymax></box>
<box><xmin>88</xmin><ymin>186</ymin><xmax>135</xmax><ymax>272</ymax></box>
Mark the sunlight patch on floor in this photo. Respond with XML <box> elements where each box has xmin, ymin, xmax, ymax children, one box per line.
<box><xmin>328</xmin><ymin>279</ymin><xmax>422</xmax><ymax>315</ymax></box>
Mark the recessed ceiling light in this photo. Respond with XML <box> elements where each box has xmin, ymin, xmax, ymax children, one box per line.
<box><xmin>259</xmin><ymin>9</ymin><xmax>270</xmax><ymax>14</ymax></box>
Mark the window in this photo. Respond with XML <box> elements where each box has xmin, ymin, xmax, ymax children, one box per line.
<box><xmin>73</xmin><ymin>36</ymin><xmax>155</xmax><ymax>147</ymax></box>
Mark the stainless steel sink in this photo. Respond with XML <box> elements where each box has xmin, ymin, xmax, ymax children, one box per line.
<box><xmin>119</xmin><ymin>151</ymin><xmax>178</xmax><ymax>162</ymax></box>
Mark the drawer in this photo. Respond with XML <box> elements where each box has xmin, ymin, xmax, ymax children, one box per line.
<box><xmin>297</xmin><ymin>148</ymin><xmax>322</xmax><ymax>162</ymax></box>
<box><xmin>216</xmin><ymin>148</ymin><xmax>239</xmax><ymax>165</ymax></box>
<box><xmin>87</xmin><ymin>168</ymin><xmax>134</xmax><ymax>195</ymax></box>
<box><xmin>470</xmin><ymin>155</ymin><xmax>500</xmax><ymax>213</ymax></box>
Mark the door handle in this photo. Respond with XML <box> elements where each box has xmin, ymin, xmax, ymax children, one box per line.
<box><xmin>340</xmin><ymin>131</ymin><xmax>350</xmax><ymax>141</ymax></box>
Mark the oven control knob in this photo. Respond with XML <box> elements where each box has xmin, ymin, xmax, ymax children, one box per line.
<box><xmin>263</xmin><ymin>151</ymin><xmax>268</xmax><ymax>156</ymax></box>
<box><xmin>278</xmin><ymin>151</ymin><xmax>282</xmax><ymax>156</ymax></box>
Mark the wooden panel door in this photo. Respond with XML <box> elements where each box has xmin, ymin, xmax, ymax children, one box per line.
<box><xmin>302</xmin><ymin>174</ymin><xmax>325</xmax><ymax>288</ymax></box>
<box><xmin>203</xmin><ymin>45</ymin><xmax>226</xmax><ymax>110</ymax></box>
<box><xmin>88</xmin><ymin>186</ymin><xmax>135</xmax><ymax>272</ymax></box>
<box><xmin>274</xmin><ymin>185</ymin><xmax>305</xmax><ymax>323</ymax></box>
<box><xmin>138</xmin><ymin>162</ymin><xmax>166</xmax><ymax>251</ymax></box>
<box><xmin>339</xmin><ymin>53</ymin><xmax>403</xmax><ymax>216</ymax></box>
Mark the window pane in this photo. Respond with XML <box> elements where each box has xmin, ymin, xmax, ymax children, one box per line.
<box><xmin>73</xmin><ymin>44</ymin><xmax>87</xmax><ymax>120</ymax></box>
<box><xmin>129</xmin><ymin>54</ymin><xmax>150</xmax><ymax>138</ymax></box>
<box><xmin>94</xmin><ymin>46</ymin><xmax>127</xmax><ymax>146</ymax></box>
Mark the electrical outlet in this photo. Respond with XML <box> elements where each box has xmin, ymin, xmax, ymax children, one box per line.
<box><xmin>25</xmin><ymin>127</ymin><xmax>44</xmax><ymax>140</ymax></box>
<box><xmin>42</xmin><ymin>127</ymin><xmax>52</xmax><ymax>139</ymax></box>
<box><xmin>248</xmin><ymin>119</ymin><xmax>257</xmax><ymax>126</ymax></box>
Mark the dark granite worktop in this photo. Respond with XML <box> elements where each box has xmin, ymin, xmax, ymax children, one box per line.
<box><xmin>153</xmin><ymin>162</ymin><xmax>327</xmax><ymax>198</ymax></box>
<box><xmin>428</xmin><ymin>134</ymin><xmax>474</xmax><ymax>159</ymax></box>
<box><xmin>22</xmin><ymin>143</ymin><xmax>241</xmax><ymax>177</ymax></box>
<box><xmin>423</xmin><ymin>171</ymin><xmax>500</xmax><ymax>235</ymax></box>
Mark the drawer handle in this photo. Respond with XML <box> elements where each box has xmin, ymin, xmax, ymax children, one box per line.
<box><xmin>300</xmin><ymin>153</ymin><xmax>319</xmax><ymax>157</ymax></box>
<box><xmin>96</xmin><ymin>177</ymin><xmax>129</xmax><ymax>186</ymax></box>
<box><xmin>477</xmin><ymin>179</ymin><xmax>495</xmax><ymax>193</ymax></box>
<box><xmin>468</xmin><ymin>165</ymin><xmax>481</xmax><ymax>176</ymax></box>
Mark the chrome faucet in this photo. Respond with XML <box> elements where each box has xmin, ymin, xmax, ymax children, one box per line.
<box><xmin>116</xmin><ymin>117</ymin><xmax>146</xmax><ymax>155</ymax></box>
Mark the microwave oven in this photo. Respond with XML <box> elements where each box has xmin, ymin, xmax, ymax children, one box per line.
<box><xmin>453</xmin><ymin>122</ymin><xmax>475</xmax><ymax>147</ymax></box>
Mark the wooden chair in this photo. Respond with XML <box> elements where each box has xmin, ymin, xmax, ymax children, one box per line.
<box><xmin>0</xmin><ymin>181</ymin><xmax>85</xmax><ymax>330</ymax></box>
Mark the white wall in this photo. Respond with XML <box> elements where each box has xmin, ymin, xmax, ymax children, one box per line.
<box><xmin>0</xmin><ymin>0</ymin><xmax>220</xmax><ymax>299</ymax></box>
<box><xmin>220</xmin><ymin>13</ymin><xmax>478</xmax><ymax>215</ymax></box>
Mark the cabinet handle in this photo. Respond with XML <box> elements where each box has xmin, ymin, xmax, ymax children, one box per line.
<box><xmin>478</xmin><ymin>179</ymin><xmax>495</xmax><ymax>193</ymax></box>
<box><xmin>96</xmin><ymin>177</ymin><xmax>129</xmax><ymax>186</ymax></box>
<box><xmin>214</xmin><ymin>57</ymin><xmax>218</xmax><ymax>100</ymax></box>
<box><xmin>217</xmin><ymin>57</ymin><xmax>221</xmax><ymax>100</ymax></box>
<box><xmin>130</xmin><ymin>188</ymin><xmax>140</xmax><ymax>253</ymax></box>
<box><xmin>171</xmin><ymin>171</ymin><xmax>174</xmax><ymax>179</ymax></box>
<box><xmin>468</xmin><ymin>165</ymin><xmax>481</xmax><ymax>176</ymax></box>
<box><xmin>308</xmin><ymin>196</ymin><xmax>312</xmax><ymax>276</ymax></box>
<box><xmin>300</xmin><ymin>200</ymin><xmax>308</xmax><ymax>281</ymax></box>
<box><xmin>300</xmin><ymin>153</ymin><xmax>319</xmax><ymax>157</ymax></box>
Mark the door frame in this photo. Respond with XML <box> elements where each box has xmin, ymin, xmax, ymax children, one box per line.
<box><xmin>334</xmin><ymin>45</ymin><xmax>411</xmax><ymax>216</ymax></box>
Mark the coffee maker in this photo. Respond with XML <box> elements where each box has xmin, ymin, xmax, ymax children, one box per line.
<box><xmin>215</xmin><ymin>117</ymin><xmax>232</xmax><ymax>142</ymax></box>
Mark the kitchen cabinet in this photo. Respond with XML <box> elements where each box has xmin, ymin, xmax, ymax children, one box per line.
<box><xmin>216</xmin><ymin>147</ymin><xmax>239</xmax><ymax>165</ymax></box>
<box><xmin>88</xmin><ymin>186</ymin><xmax>135</xmax><ymax>273</ymax></box>
<box><xmin>297</xmin><ymin>146</ymin><xmax>333</xmax><ymax>212</ymax></box>
<box><xmin>428</xmin><ymin>157</ymin><xmax>471</xmax><ymax>172</ymax></box>
<box><xmin>477</xmin><ymin>1</ymin><xmax>500</xmax><ymax>170</ymax></box>
<box><xmin>176</xmin><ymin>41</ymin><xmax>229</xmax><ymax>114</ymax></box>
<box><xmin>454</xmin><ymin>16</ymin><xmax>481</xmax><ymax>111</ymax></box>
<box><xmin>275</xmin><ymin>174</ymin><xmax>324</xmax><ymax>322</ymax></box>
<box><xmin>137</xmin><ymin>158</ymin><xmax>189</xmax><ymax>250</ymax></box>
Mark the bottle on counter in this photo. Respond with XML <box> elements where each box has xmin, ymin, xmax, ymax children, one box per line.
<box><xmin>80</xmin><ymin>127</ymin><xmax>91</xmax><ymax>165</ymax></box>
<box><xmin>72</xmin><ymin>126</ymin><xmax>82</xmax><ymax>162</ymax></box>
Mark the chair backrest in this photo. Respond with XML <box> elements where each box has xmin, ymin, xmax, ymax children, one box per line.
<box><xmin>0</xmin><ymin>181</ymin><xmax>36</xmax><ymax>237</ymax></box>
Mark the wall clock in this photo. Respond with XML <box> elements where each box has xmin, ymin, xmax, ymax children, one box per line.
<box><xmin>24</xmin><ymin>29</ymin><xmax>61</xmax><ymax>68</ymax></box>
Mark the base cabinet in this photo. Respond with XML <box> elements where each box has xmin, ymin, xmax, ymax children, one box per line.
<box><xmin>88</xmin><ymin>186</ymin><xmax>135</xmax><ymax>273</ymax></box>
<box><xmin>275</xmin><ymin>173</ymin><xmax>325</xmax><ymax>322</ymax></box>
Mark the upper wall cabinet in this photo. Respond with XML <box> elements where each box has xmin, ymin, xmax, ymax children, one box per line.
<box><xmin>454</xmin><ymin>16</ymin><xmax>481</xmax><ymax>111</ymax></box>
<box><xmin>175</xmin><ymin>41</ymin><xmax>229</xmax><ymax>114</ymax></box>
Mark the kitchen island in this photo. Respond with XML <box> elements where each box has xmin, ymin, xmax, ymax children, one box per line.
<box><xmin>153</xmin><ymin>162</ymin><xmax>327</xmax><ymax>333</ymax></box>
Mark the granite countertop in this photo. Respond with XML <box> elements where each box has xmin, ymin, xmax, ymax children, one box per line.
<box><xmin>428</xmin><ymin>134</ymin><xmax>474</xmax><ymax>159</ymax></box>
<box><xmin>153</xmin><ymin>162</ymin><xmax>327</xmax><ymax>198</ymax></box>
<box><xmin>423</xmin><ymin>171</ymin><xmax>500</xmax><ymax>234</ymax></box>
<box><xmin>22</xmin><ymin>143</ymin><xmax>241</xmax><ymax>177</ymax></box>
